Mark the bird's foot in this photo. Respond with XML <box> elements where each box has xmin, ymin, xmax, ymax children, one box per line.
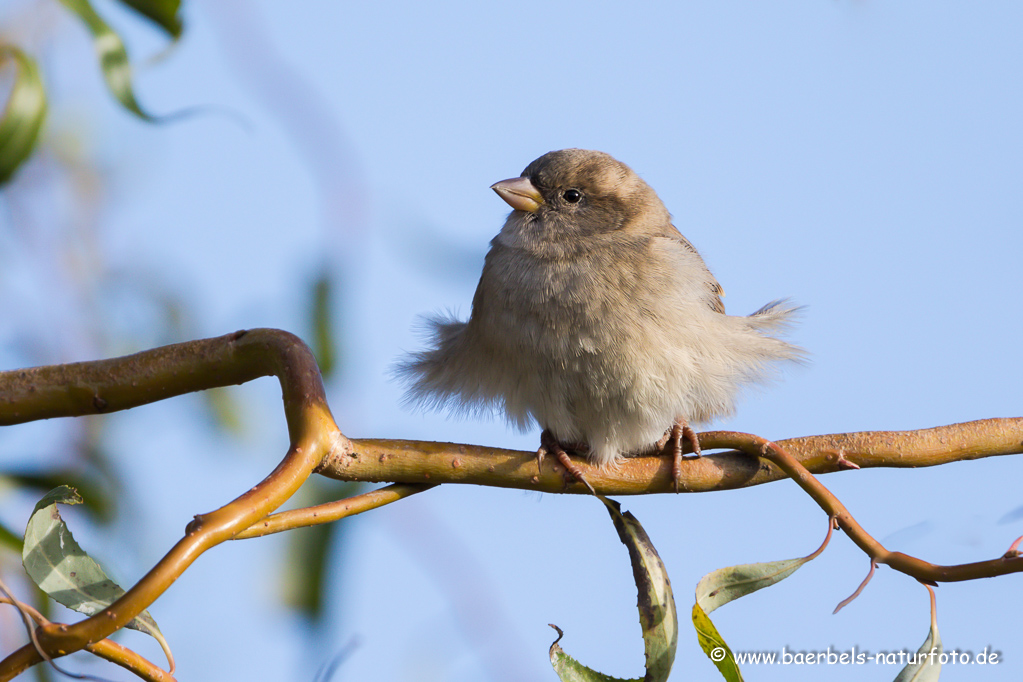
<box><xmin>665</xmin><ymin>416</ymin><xmax>701</xmax><ymax>493</ymax></box>
<box><xmin>538</xmin><ymin>430</ymin><xmax>597</xmax><ymax>495</ymax></box>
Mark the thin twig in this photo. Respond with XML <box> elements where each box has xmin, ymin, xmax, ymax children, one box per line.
<box><xmin>745</xmin><ymin>435</ymin><xmax>1023</xmax><ymax>584</ymax></box>
<box><xmin>233</xmin><ymin>483</ymin><xmax>436</xmax><ymax>539</ymax></box>
<box><xmin>804</xmin><ymin>516</ymin><xmax>835</xmax><ymax>563</ymax></box>
<box><xmin>833</xmin><ymin>561</ymin><xmax>877</xmax><ymax>614</ymax></box>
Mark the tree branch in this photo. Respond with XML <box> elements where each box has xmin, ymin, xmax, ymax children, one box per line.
<box><xmin>0</xmin><ymin>329</ymin><xmax>347</xmax><ymax>680</ymax></box>
<box><xmin>0</xmin><ymin>598</ymin><xmax>175</xmax><ymax>681</ymax></box>
<box><xmin>315</xmin><ymin>418</ymin><xmax>1023</xmax><ymax>494</ymax></box>
<box><xmin>232</xmin><ymin>483</ymin><xmax>436</xmax><ymax>539</ymax></box>
<box><xmin>1</xmin><ymin>329</ymin><xmax>1019</xmax><ymax>679</ymax></box>
<box><xmin>745</xmin><ymin>433</ymin><xmax>1023</xmax><ymax>584</ymax></box>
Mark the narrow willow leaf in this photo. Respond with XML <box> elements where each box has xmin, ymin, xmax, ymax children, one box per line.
<box><xmin>116</xmin><ymin>0</ymin><xmax>183</xmax><ymax>40</ymax></box>
<box><xmin>601</xmin><ymin>497</ymin><xmax>677</xmax><ymax>682</ymax></box>
<box><xmin>0</xmin><ymin>45</ymin><xmax>47</xmax><ymax>185</ymax></box>
<box><xmin>22</xmin><ymin>486</ymin><xmax>173</xmax><ymax>665</ymax></box>
<box><xmin>692</xmin><ymin>560</ymin><xmax>807</xmax><ymax>682</ymax></box>
<box><xmin>548</xmin><ymin>497</ymin><xmax>678</xmax><ymax>682</ymax></box>
<box><xmin>695</xmin><ymin>556</ymin><xmax>811</xmax><ymax>615</ymax></box>
<box><xmin>204</xmin><ymin>386</ymin><xmax>245</xmax><ymax>435</ymax></box>
<box><xmin>283</xmin><ymin>480</ymin><xmax>363</xmax><ymax>621</ymax></box>
<box><xmin>693</xmin><ymin>523</ymin><xmax>831</xmax><ymax>680</ymax></box>
<box><xmin>691</xmin><ymin>603</ymin><xmax>743</xmax><ymax>682</ymax></box>
<box><xmin>549</xmin><ymin>625</ymin><xmax>632</xmax><ymax>682</ymax></box>
<box><xmin>893</xmin><ymin>586</ymin><xmax>942</xmax><ymax>682</ymax></box>
<box><xmin>57</xmin><ymin>0</ymin><xmax>155</xmax><ymax>120</ymax></box>
<box><xmin>310</xmin><ymin>272</ymin><xmax>337</xmax><ymax>378</ymax></box>
<box><xmin>0</xmin><ymin>519</ymin><xmax>24</xmax><ymax>552</ymax></box>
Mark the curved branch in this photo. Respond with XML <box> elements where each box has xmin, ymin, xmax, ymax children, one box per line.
<box><xmin>0</xmin><ymin>329</ymin><xmax>348</xmax><ymax>680</ymax></box>
<box><xmin>0</xmin><ymin>598</ymin><xmax>175</xmax><ymax>681</ymax></box>
<box><xmin>741</xmin><ymin>433</ymin><xmax>1023</xmax><ymax>584</ymax></box>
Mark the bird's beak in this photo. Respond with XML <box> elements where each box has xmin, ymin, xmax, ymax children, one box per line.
<box><xmin>491</xmin><ymin>176</ymin><xmax>544</xmax><ymax>213</ymax></box>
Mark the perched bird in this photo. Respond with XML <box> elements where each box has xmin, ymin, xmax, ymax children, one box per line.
<box><xmin>398</xmin><ymin>149</ymin><xmax>802</xmax><ymax>491</ymax></box>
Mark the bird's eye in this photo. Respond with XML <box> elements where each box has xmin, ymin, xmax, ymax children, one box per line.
<box><xmin>563</xmin><ymin>189</ymin><xmax>582</xmax><ymax>203</ymax></box>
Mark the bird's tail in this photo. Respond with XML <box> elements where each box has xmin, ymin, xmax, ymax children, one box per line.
<box><xmin>747</xmin><ymin>299</ymin><xmax>804</xmax><ymax>334</ymax></box>
<box><xmin>393</xmin><ymin>314</ymin><xmax>496</xmax><ymax>417</ymax></box>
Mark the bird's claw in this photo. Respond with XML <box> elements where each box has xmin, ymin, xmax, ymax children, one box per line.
<box><xmin>540</xmin><ymin>430</ymin><xmax>597</xmax><ymax>495</ymax></box>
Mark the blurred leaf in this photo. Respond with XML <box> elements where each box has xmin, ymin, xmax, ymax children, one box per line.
<box><xmin>0</xmin><ymin>45</ymin><xmax>47</xmax><ymax>186</ymax></box>
<box><xmin>881</xmin><ymin>521</ymin><xmax>934</xmax><ymax>549</ymax></box>
<box><xmin>0</xmin><ymin>519</ymin><xmax>23</xmax><ymax>553</ymax></box>
<box><xmin>22</xmin><ymin>486</ymin><xmax>171</xmax><ymax>659</ymax></box>
<box><xmin>57</xmin><ymin>0</ymin><xmax>156</xmax><ymax>120</ymax></box>
<box><xmin>5</xmin><ymin>469</ymin><xmax>116</xmax><ymax>523</ymax></box>
<box><xmin>549</xmin><ymin>497</ymin><xmax>677</xmax><ymax>682</ymax></box>
<box><xmin>692</xmin><ymin>528</ymin><xmax>829</xmax><ymax>681</ymax></box>
<box><xmin>894</xmin><ymin>588</ymin><xmax>942</xmax><ymax>682</ymax></box>
<box><xmin>116</xmin><ymin>0</ymin><xmax>183</xmax><ymax>40</ymax></box>
<box><xmin>283</xmin><ymin>480</ymin><xmax>363</xmax><ymax>620</ymax></box>
<box><xmin>203</xmin><ymin>386</ymin><xmax>245</xmax><ymax>435</ymax></box>
<box><xmin>312</xmin><ymin>638</ymin><xmax>361</xmax><ymax>682</ymax></box>
<box><xmin>285</xmin><ymin>520</ymin><xmax>333</xmax><ymax>619</ymax></box>
<box><xmin>309</xmin><ymin>271</ymin><xmax>337</xmax><ymax>378</ymax></box>
<box><xmin>998</xmin><ymin>504</ymin><xmax>1023</xmax><ymax>524</ymax></box>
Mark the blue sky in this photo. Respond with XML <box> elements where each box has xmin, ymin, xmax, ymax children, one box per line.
<box><xmin>2</xmin><ymin>1</ymin><xmax>1022</xmax><ymax>680</ymax></box>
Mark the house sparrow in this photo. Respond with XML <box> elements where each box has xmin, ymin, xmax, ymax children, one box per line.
<box><xmin>398</xmin><ymin>149</ymin><xmax>802</xmax><ymax>491</ymax></box>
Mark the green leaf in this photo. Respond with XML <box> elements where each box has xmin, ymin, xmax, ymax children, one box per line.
<box><xmin>282</xmin><ymin>480</ymin><xmax>363</xmax><ymax>620</ymax></box>
<box><xmin>116</xmin><ymin>0</ymin><xmax>183</xmax><ymax>40</ymax></box>
<box><xmin>693</xmin><ymin>524</ymin><xmax>830</xmax><ymax>680</ymax></box>
<box><xmin>549</xmin><ymin>625</ymin><xmax>632</xmax><ymax>682</ymax></box>
<box><xmin>0</xmin><ymin>45</ymin><xmax>47</xmax><ymax>186</ymax></box>
<box><xmin>549</xmin><ymin>496</ymin><xmax>678</xmax><ymax>682</ymax></box>
<box><xmin>603</xmin><ymin>498</ymin><xmax>677</xmax><ymax>682</ymax></box>
<box><xmin>57</xmin><ymin>0</ymin><xmax>156</xmax><ymax>120</ymax></box>
<box><xmin>309</xmin><ymin>272</ymin><xmax>337</xmax><ymax>378</ymax></box>
<box><xmin>893</xmin><ymin>588</ymin><xmax>942</xmax><ymax>682</ymax></box>
<box><xmin>695</xmin><ymin>556</ymin><xmax>813</xmax><ymax>615</ymax></box>
<box><xmin>0</xmin><ymin>519</ymin><xmax>24</xmax><ymax>553</ymax></box>
<box><xmin>22</xmin><ymin>486</ymin><xmax>171</xmax><ymax>660</ymax></box>
<box><xmin>691</xmin><ymin>602</ymin><xmax>742</xmax><ymax>682</ymax></box>
<box><xmin>203</xmin><ymin>386</ymin><xmax>245</xmax><ymax>435</ymax></box>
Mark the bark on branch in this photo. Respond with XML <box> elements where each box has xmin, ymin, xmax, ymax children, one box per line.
<box><xmin>316</xmin><ymin>418</ymin><xmax>1023</xmax><ymax>495</ymax></box>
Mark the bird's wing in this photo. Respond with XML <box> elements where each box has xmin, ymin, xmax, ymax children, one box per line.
<box><xmin>663</xmin><ymin>224</ymin><xmax>726</xmax><ymax>314</ymax></box>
